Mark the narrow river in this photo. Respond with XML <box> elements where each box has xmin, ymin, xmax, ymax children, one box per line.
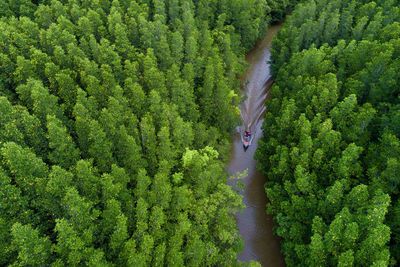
<box><xmin>228</xmin><ymin>24</ymin><xmax>285</xmax><ymax>266</ymax></box>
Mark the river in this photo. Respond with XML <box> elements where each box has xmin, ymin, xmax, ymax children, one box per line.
<box><xmin>227</xmin><ymin>24</ymin><xmax>285</xmax><ymax>266</ymax></box>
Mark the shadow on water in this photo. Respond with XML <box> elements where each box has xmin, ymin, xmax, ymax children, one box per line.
<box><xmin>227</xmin><ymin>24</ymin><xmax>285</xmax><ymax>266</ymax></box>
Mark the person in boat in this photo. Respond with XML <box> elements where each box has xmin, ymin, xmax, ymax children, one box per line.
<box><xmin>243</xmin><ymin>130</ymin><xmax>251</xmax><ymax>149</ymax></box>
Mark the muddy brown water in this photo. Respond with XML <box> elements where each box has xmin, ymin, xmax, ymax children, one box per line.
<box><xmin>228</xmin><ymin>24</ymin><xmax>285</xmax><ymax>266</ymax></box>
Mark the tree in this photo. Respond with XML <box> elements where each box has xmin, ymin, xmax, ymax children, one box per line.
<box><xmin>0</xmin><ymin>167</ymin><xmax>24</xmax><ymax>223</ymax></box>
<box><xmin>115</xmin><ymin>125</ymin><xmax>146</xmax><ymax>175</ymax></box>
<box><xmin>46</xmin><ymin>115</ymin><xmax>80</xmax><ymax>169</ymax></box>
<box><xmin>74</xmin><ymin>159</ymin><xmax>101</xmax><ymax>204</ymax></box>
<box><xmin>309</xmin><ymin>233</ymin><xmax>326</xmax><ymax>266</ymax></box>
<box><xmin>157</xmin><ymin>126</ymin><xmax>175</xmax><ymax>167</ymax></box>
<box><xmin>142</xmin><ymin>48</ymin><xmax>168</xmax><ymax>98</ymax></box>
<box><xmin>54</xmin><ymin>69</ymin><xmax>77</xmax><ymax>113</ymax></box>
<box><xmin>140</xmin><ymin>114</ymin><xmax>158</xmax><ymax>176</ymax></box>
<box><xmin>124</xmin><ymin>79</ymin><xmax>146</xmax><ymax>118</ymax></box>
<box><xmin>88</xmin><ymin>119</ymin><xmax>113</xmax><ymax>173</ymax></box>
<box><xmin>44</xmin><ymin>166</ymin><xmax>74</xmax><ymax>217</ymax></box>
<box><xmin>16</xmin><ymin>78</ymin><xmax>65</xmax><ymax>124</ymax></box>
<box><xmin>54</xmin><ymin>218</ymin><xmax>86</xmax><ymax>265</ymax></box>
<box><xmin>1</xmin><ymin>142</ymin><xmax>48</xmax><ymax>195</ymax></box>
<box><xmin>168</xmin><ymin>0</ymin><xmax>180</xmax><ymax>28</ymax></box>
<box><xmin>62</xmin><ymin>187</ymin><xmax>99</xmax><ymax>233</ymax></box>
<box><xmin>135</xmin><ymin>197</ymin><xmax>149</xmax><ymax>241</ymax></box>
<box><xmin>149</xmin><ymin>168</ymin><xmax>172</xmax><ymax>209</ymax></box>
<box><xmin>11</xmin><ymin>222</ymin><xmax>51</xmax><ymax>266</ymax></box>
<box><xmin>2</xmin><ymin>98</ymin><xmax>48</xmax><ymax>158</ymax></box>
<box><xmin>169</xmin><ymin>31</ymin><xmax>184</xmax><ymax>67</ymax></box>
<box><xmin>109</xmin><ymin>213</ymin><xmax>129</xmax><ymax>259</ymax></box>
<box><xmin>149</xmin><ymin>205</ymin><xmax>166</xmax><ymax>241</ymax></box>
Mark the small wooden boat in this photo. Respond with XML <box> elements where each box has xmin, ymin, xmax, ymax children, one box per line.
<box><xmin>242</xmin><ymin>133</ymin><xmax>253</xmax><ymax>149</ymax></box>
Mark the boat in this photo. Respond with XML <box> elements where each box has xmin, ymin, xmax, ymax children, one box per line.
<box><xmin>242</xmin><ymin>131</ymin><xmax>253</xmax><ymax>149</ymax></box>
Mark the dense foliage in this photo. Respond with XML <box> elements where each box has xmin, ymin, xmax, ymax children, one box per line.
<box><xmin>0</xmin><ymin>0</ymin><xmax>292</xmax><ymax>265</ymax></box>
<box><xmin>256</xmin><ymin>0</ymin><xmax>400</xmax><ymax>265</ymax></box>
